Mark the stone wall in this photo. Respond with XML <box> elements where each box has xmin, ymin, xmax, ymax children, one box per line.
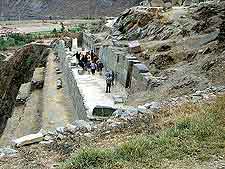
<box><xmin>82</xmin><ymin>33</ymin><xmax>151</xmax><ymax>92</ymax></box>
<box><xmin>97</xmin><ymin>44</ymin><xmax>151</xmax><ymax>92</ymax></box>
<box><xmin>56</xmin><ymin>41</ymin><xmax>87</xmax><ymax>120</ymax></box>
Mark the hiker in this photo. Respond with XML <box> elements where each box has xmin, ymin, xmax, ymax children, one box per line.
<box><xmin>75</xmin><ymin>51</ymin><xmax>80</xmax><ymax>62</ymax></box>
<box><xmin>91</xmin><ymin>50</ymin><xmax>95</xmax><ymax>61</ymax></box>
<box><xmin>111</xmin><ymin>70</ymin><xmax>115</xmax><ymax>86</ymax></box>
<box><xmin>90</xmin><ymin>61</ymin><xmax>97</xmax><ymax>75</ymax></box>
<box><xmin>97</xmin><ymin>60</ymin><xmax>104</xmax><ymax>75</ymax></box>
<box><xmin>86</xmin><ymin>60</ymin><xmax>91</xmax><ymax>74</ymax></box>
<box><xmin>105</xmin><ymin>70</ymin><xmax>112</xmax><ymax>93</ymax></box>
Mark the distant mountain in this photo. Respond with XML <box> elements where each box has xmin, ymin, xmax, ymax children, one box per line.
<box><xmin>0</xmin><ymin>0</ymin><xmax>143</xmax><ymax>20</ymax></box>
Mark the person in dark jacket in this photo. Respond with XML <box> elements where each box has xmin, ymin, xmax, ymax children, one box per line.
<box><xmin>111</xmin><ymin>71</ymin><xmax>115</xmax><ymax>86</ymax></box>
<box><xmin>90</xmin><ymin>61</ymin><xmax>97</xmax><ymax>75</ymax></box>
<box><xmin>74</xmin><ymin>51</ymin><xmax>80</xmax><ymax>62</ymax></box>
<box><xmin>105</xmin><ymin>70</ymin><xmax>112</xmax><ymax>93</ymax></box>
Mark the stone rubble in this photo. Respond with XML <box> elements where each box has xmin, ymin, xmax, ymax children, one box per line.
<box><xmin>0</xmin><ymin>147</ymin><xmax>17</xmax><ymax>157</ymax></box>
<box><xmin>8</xmin><ymin>83</ymin><xmax>216</xmax><ymax>148</ymax></box>
<box><xmin>32</xmin><ymin>85</ymin><xmax>224</xmax><ymax>144</ymax></box>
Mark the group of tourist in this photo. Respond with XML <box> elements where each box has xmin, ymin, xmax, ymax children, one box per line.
<box><xmin>74</xmin><ymin>50</ymin><xmax>104</xmax><ymax>75</ymax></box>
<box><xmin>74</xmin><ymin>49</ymin><xmax>114</xmax><ymax>93</ymax></box>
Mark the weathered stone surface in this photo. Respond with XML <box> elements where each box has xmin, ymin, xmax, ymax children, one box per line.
<box><xmin>16</xmin><ymin>82</ymin><xmax>31</xmax><ymax>105</ymax></box>
<box><xmin>84</xmin><ymin>133</ymin><xmax>94</xmax><ymax>138</ymax></box>
<box><xmin>56</xmin><ymin>127</ymin><xmax>65</xmax><ymax>134</ymax></box>
<box><xmin>0</xmin><ymin>147</ymin><xmax>17</xmax><ymax>157</ymax></box>
<box><xmin>0</xmin><ymin>44</ymin><xmax>49</xmax><ymax>136</ymax></box>
<box><xmin>93</xmin><ymin>105</ymin><xmax>117</xmax><ymax>117</ymax></box>
<box><xmin>39</xmin><ymin>140</ymin><xmax>54</xmax><ymax>145</ymax></box>
<box><xmin>72</xmin><ymin>120</ymin><xmax>93</xmax><ymax>132</ymax></box>
<box><xmin>13</xmin><ymin>132</ymin><xmax>44</xmax><ymax>147</ymax></box>
<box><xmin>133</xmin><ymin>64</ymin><xmax>149</xmax><ymax>73</ymax></box>
<box><xmin>151</xmin><ymin>0</ymin><xmax>165</xmax><ymax>6</ymax></box>
<box><xmin>137</xmin><ymin>105</ymin><xmax>147</xmax><ymax>113</ymax></box>
<box><xmin>31</xmin><ymin>67</ymin><xmax>45</xmax><ymax>90</ymax></box>
<box><xmin>113</xmin><ymin>109</ymin><xmax>125</xmax><ymax>117</ymax></box>
<box><xmin>128</xmin><ymin>41</ymin><xmax>142</xmax><ymax>54</ymax></box>
<box><xmin>112</xmin><ymin>95</ymin><xmax>124</xmax><ymax>104</ymax></box>
<box><xmin>145</xmin><ymin>102</ymin><xmax>161</xmax><ymax>112</ymax></box>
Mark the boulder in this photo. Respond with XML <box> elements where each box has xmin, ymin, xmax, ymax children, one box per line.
<box><xmin>183</xmin><ymin>0</ymin><xmax>192</xmax><ymax>6</ymax></box>
<box><xmin>72</xmin><ymin>120</ymin><xmax>93</xmax><ymax>132</ymax></box>
<box><xmin>133</xmin><ymin>63</ymin><xmax>149</xmax><ymax>73</ymax></box>
<box><xmin>65</xmin><ymin>124</ymin><xmax>77</xmax><ymax>133</ymax></box>
<box><xmin>128</xmin><ymin>41</ymin><xmax>142</xmax><ymax>53</ymax></box>
<box><xmin>144</xmin><ymin>102</ymin><xmax>161</xmax><ymax>112</ymax></box>
<box><xmin>112</xmin><ymin>95</ymin><xmax>124</xmax><ymax>104</ymax></box>
<box><xmin>93</xmin><ymin>105</ymin><xmax>117</xmax><ymax>117</ymax></box>
<box><xmin>56</xmin><ymin>127</ymin><xmax>65</xmax><ymax>134</ymax></box>
<box><xmin>16</xmin><ymin>82</ymin><xmax>31</xmax><ymax>105</ymax></box>
<box><xmin>31</xmin><ymin>67</ymin><xmax>45</xmax><ymax>90</ymax></box>
<box><xmin>0</xmin><ymin>148</ymin><xmax>17</xmax><ymax>157</ymax></box>
<box><xmin>13</xmin><ymin>132</ymin><xmax>44</xmax><ymax>147</ymax></box>
<box><xmin>112</xmin><ymin>109</ymin><xmax>125</xmax><ymax>117</ymax></box>
<box><xmin>137</xmin><ymin>105</ymin><xmax>147</xmax><ymax>113</ymax></box>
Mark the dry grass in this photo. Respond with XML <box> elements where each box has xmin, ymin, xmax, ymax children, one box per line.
<box><xmin>60</xmin><ymin>95</ymin><xmax>225</xmax><ymax>169</ymax></box>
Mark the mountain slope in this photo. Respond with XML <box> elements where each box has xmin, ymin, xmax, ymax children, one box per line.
<box><xmin>0</xmin><ymin>0</ymin><xmax>143</xmax><ymax>20</ymax></box>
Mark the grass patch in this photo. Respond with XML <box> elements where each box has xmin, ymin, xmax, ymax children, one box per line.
<box><xmin>60</xmin><ymin>95</ymin><xmax>225</xmax><ymax>169</ymax></box>
<box><xmin>0</xmin><ymin>33</ymin><xmax>35</xmax><ymax>51</ymax></box>
<box><xmin>0</xmin><ymin>29</ymin><xmax>65</xmax><ymax>51</ymax></box>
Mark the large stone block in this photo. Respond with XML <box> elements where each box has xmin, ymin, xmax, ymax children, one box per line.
<box><xmin>13</xmin><ymin>132</ymin><xmax>44</xmax><ymax>147</ymax></box>
<box><xmin>133</xmin><ymin>63</ymin><xmax>149</xmax><ymax>73</ymax></box>
<box><xmin>31</xmin><ymin>67</ymin><xmax>45</xmax><ymax>90</ymax></box>
<box><xmin>93</xmin><ymin>105</ymin><xmax>117</xmax><ymax>117</ymax></box>
<box><xmin>16</xmin><ymin>82</ymin><xmax>31</xmax><ymax>105</ymax></box>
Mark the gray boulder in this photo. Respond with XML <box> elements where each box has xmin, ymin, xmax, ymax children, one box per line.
<box><xmin>71</xmin><ymin>120</ymin><xmax>93</xmax><ymax>132</ymax></box>
<box><xmin>0</xmin><ymin>147</ymin><xmax>17</xmax><ymax>157</ymax></box>
<box><xmin>93</xmin><ymin>105</ymin><xmax>117</xmax><ymax>117</ymax></box>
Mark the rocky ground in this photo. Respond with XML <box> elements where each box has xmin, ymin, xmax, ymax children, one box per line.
<box><xmin>1</xmin><ymin>87</ymin><xmax>225</xmax><ymax>168</ymax></box>
<box><xmin>110</xmin><ymin>2</ymin><xmax>225</xmax><ymax>105</ymax></box>
<box><xmin>1</xmin><ymin>1</ymin><xmax>225</xmax><ymax>169</ymax></box>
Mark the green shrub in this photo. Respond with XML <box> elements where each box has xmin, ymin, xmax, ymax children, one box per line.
<box><xmin>61</xmin><ymin>96</ymin><xmax>225</xmax><ymax>169</ymax></box>
<box><xmin>61</xmin><ymin>148</ymin><xmax>115</xmax><ymax>169</ymax></box>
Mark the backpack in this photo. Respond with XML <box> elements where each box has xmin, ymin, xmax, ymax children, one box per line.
<box><xmin>106</xmin><ymin>76</ymin><xmax>112</xmax><ymax>84</ymax></box>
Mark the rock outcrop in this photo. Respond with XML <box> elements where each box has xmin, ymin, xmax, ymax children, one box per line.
<box><xmin>0</xmin><ymin>44</ymin><xmax>50</xmax><ymax>136</ymax></box>
<box><xmin>109</xmin><ymin>2</ymin><xmax>225</xmax><ymax>104</ymax></box>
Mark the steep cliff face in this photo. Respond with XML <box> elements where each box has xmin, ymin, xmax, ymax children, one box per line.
<box><xmin>0</xmin><ymin>0</ymin><xmax>143</xmax><ymax>20</ymax></box>
<box><xmin>0</xmin><ymin>44</ymin><xmax>49</xmax><ymax>136</ymax></box>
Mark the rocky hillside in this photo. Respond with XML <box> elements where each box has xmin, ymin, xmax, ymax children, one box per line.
<box><xmin>112</xmin><ymin>2</ymin><xmax>225</xmax><ymax>104</ymax></box>
<box><xmin>0</xmin><ymin>0</ymin><xmax>142</xmax><ymax>20</ymax></box>
<box><xmin>0</xmin><ymin>44</ymin><xmax>49</xmax><ymax>136</ymax></box>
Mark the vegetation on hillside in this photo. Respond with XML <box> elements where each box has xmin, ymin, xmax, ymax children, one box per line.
<box><xmin>61</xmin><ymin>95</ymin><xmax>225</xmax><ymax>169</ymax></box>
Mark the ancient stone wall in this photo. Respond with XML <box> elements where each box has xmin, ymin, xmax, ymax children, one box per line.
<box><xmin>98</xmin><ymin>45</ymin><xmax>151</xmax><ymax>91</ymax></box>
<box><xmin>82</xmin><ymin>33</ymin><xmax>151</xmax><ymax>92</ymax></box>
<box><xmin>56</xmin><ymin>41</ymin><xmax>87</xmax><ymax>120</ymax></box>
